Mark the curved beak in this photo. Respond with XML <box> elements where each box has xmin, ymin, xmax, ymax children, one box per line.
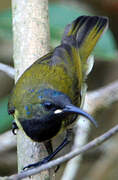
<box><xmin>63</xmin><ymin>105</ymin><xmax>98</xmax><ymax>127</ymax></box>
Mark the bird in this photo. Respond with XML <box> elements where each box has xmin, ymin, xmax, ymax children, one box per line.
<box><xmin>8</xmin><ymin>15</ymin><xmax>108</xmax><ymax>169</ymax></box>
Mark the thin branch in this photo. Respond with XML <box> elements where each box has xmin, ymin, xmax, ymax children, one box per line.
<box><xmin>5</xmin><ymin>124</ymin><xmax>118</xmax><ymax>180</ymax></box>
<box><xmin>86</xmin><ymin>80</ymin><xmax>118</xmax><ymax>114</ymax></box>
<box><xmin>61</xmin><ymin>103</ymin><xmax>91</xmax><ymax>180</ymax></box>
<box><xmin>61</xmin><ymin>80</ymin><xmax>118</xmax><ymax>180</ymax></box>
<box><xmin>0</xmin><ymin>63</ymin><xmax>14</xmax><ymax>79</ymax></box>
<box><xmin>84</xmin><ymin>136</ymin><xmax>118</xmax><ymax>180</ymax></box>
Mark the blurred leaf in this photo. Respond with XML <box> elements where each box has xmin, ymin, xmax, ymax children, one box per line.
<box><xmin>49</xmin><ymin>4</ymin><xmax>117</xmax><ymax>60</ymax></box>
<box><xmin>0</xmin><ymin>9</ymin><xmax>12</xmax><ymax>40</ymax></box>
<box><xmin>0</xmin><ymin>96</ymin><xmax>13</xmax><ymax>134</ymax></box>
<box><xmin>94</xmin><ymin>30</ymin><xmax>117</xmax><ymax>60</ymax></box>
<box><xmin>49</xmin><ymin>4</ymin><xmax>90</xmax><ymax>46</ymax></box>
<box><xmin>0</xmin><ymin>5</ymin><xmax>117</xmax><ymax>60</ymax></box>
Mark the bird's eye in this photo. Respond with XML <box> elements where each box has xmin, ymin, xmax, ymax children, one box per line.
<box><xmin>43</xmin><ymin>102</ymin><xmax>54</xmax><ymax>110</ymax></box>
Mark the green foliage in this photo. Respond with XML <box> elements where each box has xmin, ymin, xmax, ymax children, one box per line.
<box><xmin>49</xmin><ymin>4</ymin><xmax>90</xmax><ymax>46</ymax></box>
<box><xmin>0</xmin><ymin>96</ymin><xmax>13</xmax><ymax>133</ymax></box>
<box><xmin>94</xmin><ymin>30</ymin><xmax>117</xmax><ymax>60</ymax></box>
<box><xmin>0</xmin><ymin>5</ymin><xmax>117</xmax><ymax>60</ymax></box>
<box><xmin>0</xmin><ymin>9</ymin><xmax>12</xmax><ymax>40</ymax></box>
<box><xmin>49</xmin><ymin>4</ymin><xmax>117</xmax><ymax>60</ymax></box>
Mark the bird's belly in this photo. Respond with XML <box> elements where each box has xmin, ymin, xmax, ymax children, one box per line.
<box><xmin>20</xmin><ymin>117</ymin><xmax>62</xmax><ymax>142</ymax></box>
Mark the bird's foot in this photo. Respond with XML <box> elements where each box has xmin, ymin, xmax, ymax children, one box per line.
<box><xmin>23</xmin><ymin>130</ymin><xmax>71</xmax><ymax>171</ymax></box>
<box><xmin>23</xmin><ymin>156</ymin><xmax>60</xmax><ymax>172</ymax></box>
<box><xmin>23</xmin><ymin>156</ymin><xmax>50</xmax><ymax>170</ymax></box>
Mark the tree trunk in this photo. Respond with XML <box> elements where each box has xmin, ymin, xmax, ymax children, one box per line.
<box><xmin>11</xmin><ymin>0</ymin><xmax>52</xmax><ymax>179</ymax></box>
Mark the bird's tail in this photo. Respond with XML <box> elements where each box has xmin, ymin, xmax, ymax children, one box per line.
<box><xmin>62</xmin><ymin>15</ymin><xmax>108</xmax><ymax>67</ymax></box>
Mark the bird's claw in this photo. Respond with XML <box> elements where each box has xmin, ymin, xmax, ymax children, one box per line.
<box><xmin>23</xmin><ymin>157</ymin><xmax>49</xmax><ymax>170</ymax></box>
<box><xmin>54</xmin><ymin>165</ymin><xmax>60</xmax><ymax>173</ymax></box>
<box><xmin>23</xmin><ymin>159</ymin><xmax>60</xmax><ymax>172</ymax></box>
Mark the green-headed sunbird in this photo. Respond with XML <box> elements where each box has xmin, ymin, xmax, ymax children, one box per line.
<box><xmin>8</xmin><ymin>16</ymin><xmax>108</xmax><ymax>169</ymax></box>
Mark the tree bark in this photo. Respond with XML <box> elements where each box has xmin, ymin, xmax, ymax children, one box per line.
<box><xmin>11</xmin><ymin>0</ymin><xmax>51</xmax><ymax>179</ymax></box>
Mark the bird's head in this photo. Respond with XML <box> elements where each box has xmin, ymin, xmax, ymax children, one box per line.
<box><xmin>9</xmin><ymin>88</ymin><xmax>97</xmax><ymax>142</ymax></box>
